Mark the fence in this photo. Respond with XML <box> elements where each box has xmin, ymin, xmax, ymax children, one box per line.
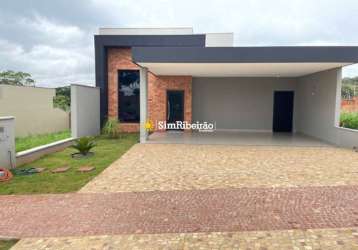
<box><xmin>0</xmin><ymin>85</ymin><xmax>70</xmax><ymax>137</ymax></box>
<box><xmin>341</xmin><ymin>96</ymin><xmax>358</xmax><ymax>112</ymax></box>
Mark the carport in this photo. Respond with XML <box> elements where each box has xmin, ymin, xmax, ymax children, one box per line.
<box><xmin>133</xmin><ymin>46</ymin><xmax>358</xmax><ymax>146</ymax></box>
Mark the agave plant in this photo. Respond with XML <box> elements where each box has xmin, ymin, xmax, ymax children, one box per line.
<box><xmin>102</xmin><ymin>118</ymin><xmax>121</xmax><ymax>139</ymax></box>
<box><xmin>71</xmin><ymin>137</ymin><xmax>96</xmax><ymax>156</ymax></box>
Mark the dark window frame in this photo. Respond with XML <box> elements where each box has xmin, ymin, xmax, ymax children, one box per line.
<box><xmin>117</xmin><ymin>69</ymin><xmax>140</xmax><ymax>123</ymax></box>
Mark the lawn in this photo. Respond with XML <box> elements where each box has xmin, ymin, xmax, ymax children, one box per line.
<box><xmin>340</xmin><ymin>112</ymin><xmax>358</xmax><ymax>130</ymax></box>
<box><xmin>16</xmin><ymin>130</ymin><xmax>71</xmax><ymax>152</ymax></box>
<box><xmin>0</xmin><ymin>240</ymin><xmax>18</xmax><ymax>250</ymax></box>
<box><xmin>1</xmin><ymin>134</ymin><xmax>138</xmax><ymax>195</ymax></box>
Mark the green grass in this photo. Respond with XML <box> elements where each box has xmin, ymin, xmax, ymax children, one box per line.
<box><xmin>0</xmin><ymin>240</ymin><xmax>18</xmax><ymax>250</ymax></box>
<box><xmin>16</xmin><ymin>130</ymin><xmax>71</xmax><ymax>152</ymax></box>
<box><xmin>340</xmin><ymin>112</ymin><xmax>358</xmax><ymax>130</ymax></box>
<box><xmin>1</xmin><ymin>134</ymin><xmax>138</xmax><ymax>195</ymax></box>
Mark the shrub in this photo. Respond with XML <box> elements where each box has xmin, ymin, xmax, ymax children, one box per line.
<box><xmin>71</xmin><ymin>137</ymin><xmax>96</xmax><ymax>155</ymax></box>
<box><xmin>340</xmin><ymin>112</ymin><xmax>358</xmax><ymax>130</ymax></box>
<box><xmin>102</xmin><ymin>118</ymin><xmax>121</xmax><ymax>138</ymax></box>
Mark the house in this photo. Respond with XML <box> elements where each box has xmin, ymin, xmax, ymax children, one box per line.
<box><xmin>95</xmin><ymin>27</ymin><xmax>358</xmax><ymax>145</ymax></box>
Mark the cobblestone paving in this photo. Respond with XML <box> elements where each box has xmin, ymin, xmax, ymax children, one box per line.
<box><xmin>12</xmin><ymin>228</ymin><xmax>358</xmax><ymax>250</ymax></box>
<box><xmin>7</xmin><ymin>144</ymin><xmax>358</xmax><ymax>249</ymax></box>
<box><xmin>80</xmin><ymin>144</ymin><xmax>358</xmax><ymax>193</ymax></box>
<box><xmin>1</xmin><ymin>186</ymin><xmax>357</xmax><ymax>238</ymax></box>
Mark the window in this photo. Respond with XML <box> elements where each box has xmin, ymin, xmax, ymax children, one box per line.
<box><xmin>118</xmin><ymin>70</ymin><xmax>140</xmax><ymax>122</ymax></box>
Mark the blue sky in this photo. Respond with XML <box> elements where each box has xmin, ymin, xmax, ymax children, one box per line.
<box><xmin>1</xmin><ymin>0</ymin><xmax>358</xmax><ymax>87</ymax></box>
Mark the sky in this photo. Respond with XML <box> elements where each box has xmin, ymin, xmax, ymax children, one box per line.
<box><xmin>1</xmin><ymin>0</ymin><xmax>358</xmax><ymax>87</ymax></box>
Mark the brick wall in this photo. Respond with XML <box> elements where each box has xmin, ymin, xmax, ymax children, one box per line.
<box><xmin>148</xmin><ymin>74</ymin><xmax>192</xmax><ymax>131</ymax></box>
<box><xmin>107</xmin><ymin>48</ymin><xmax>192</xmax><ymax>132</ymax></box>
<box><xmin>341</xmin><ymin>97</ymin><xmax>358</xmax><ymax>113</ymax></box>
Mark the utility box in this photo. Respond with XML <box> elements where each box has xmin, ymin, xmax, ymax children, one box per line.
<box><xmin>0</xmin><ymin>117</ymin><xmax>15</xmax><ymax>168</ymax></box>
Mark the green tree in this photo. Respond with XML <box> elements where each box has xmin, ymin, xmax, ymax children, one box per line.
<box><xmin>342</xmin><ymin>85</ymin><xmax>354</xmax><ymax>99</ymax></box>
<box><xmin>53</xmin><ymin>86</ymin><xmax>71</xmax><ymax>111</ymax></box>
<box><xmin>0</xmin><ymin>70</ymin><xmax>35</xmax><ymax>86</ymax></box>
<box><xmin>342</xmin><ymin>77</ymin><xmax>358</xmax><ymax>99</ymax></box>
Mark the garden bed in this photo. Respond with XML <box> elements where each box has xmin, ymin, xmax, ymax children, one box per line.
<box><xmin>1</xmin><ymin>134</ymin><xmax>138</xmax><ymax>195</ymax></box>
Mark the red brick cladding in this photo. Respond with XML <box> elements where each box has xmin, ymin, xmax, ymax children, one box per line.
<box><xmin>148</xmin><ymin>74</ymin><xmax>192</xmax><ymax>131</ymax></box>
<box><xmin>107</xmin><ymin>48</ymin><xmax>140</xmax><ymax>132</ymax></box>
<box><xmin>107</xmin><ymin>48</ymin><xmax>192</xmax><ymax>132</ymax></box>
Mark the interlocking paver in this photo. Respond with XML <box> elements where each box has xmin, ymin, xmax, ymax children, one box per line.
<box><xmin>80</xmin><ymin>144</ymin><xmax>358</xmax><ymax>193</ymax></box>
<box><xmin>6</xmin><ymin>144</ymin><xmax>358</xmax><ymax>249</ymax></box>
<box><xmin>12</xmin><ymin>228</ymin><xmax>358</xmax><ymax>250</ymax></box>
<box><xmin>1</xmin><ymin>186</ymin><xmax>358</xmax><ymax>238</ymax></box>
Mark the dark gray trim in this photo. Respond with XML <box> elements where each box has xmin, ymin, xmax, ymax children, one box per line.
<box><xmin>132</xmin><ymin>46</ymin><xmax>358</xmax><ymax>63</ymax></box>
<box><xmin>95</xmin><ymin>35</ymin><xmax>206</xmax><ymax>48</ymax></box>
<box><xmin>95</xmin><ymin>35</ymin><xmax>206</xmax><ymax>125</ymax></box>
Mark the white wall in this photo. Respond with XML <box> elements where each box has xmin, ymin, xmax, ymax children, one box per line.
<box><xmin>295</xmin><ymin>68</ymin><xmax>341</xmax><ymax>144</ymax></box>
<box><xmin>0</xmin><ymin>117</ymin><xmax>15</xmax><ymax>168</ymax></box>
<box><xmin>336</xmin><ymin>127</ymin><xmax>358</xmax><ymax>148</ymax></box>
<box><xmin>71</xmin><ymin>84</ymin><xmax>100</xmax><ymax>138</ymax></box>
<box><xmin>205</xmin><ymin>33</ymin><xmax>234</xmax><ymax>47</ymax></box>
<box><xmin>192</xmin><ymin>77</ymin><xmax>298</xmax><ymax>131</ymax></box>
<box><xmin>0</xmin><ymin>85</ymin><xmax>69</xmax><ymax>137</ymax></box>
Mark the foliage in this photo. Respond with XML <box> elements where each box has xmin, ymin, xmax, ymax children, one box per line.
<box><xmin>16</xmin><ymin>130</ymin><xmax>71</xmax><ymax>152</ymax></box>
<box><xmin>71</xmin><ymin>137</ymin><xmax>96</xmax><ymax>155</ymax></box>
<box><xmin>102</xmin><ymin>118</ymin><xmax>121</xmax><ymax>138</ymax></box>
<box><xmin>340</xmin><ymin>112</ymin><xmax>358</xmax><ymax>130</ymax></box>
<box><xmin>53</xmin><ymin>86</ymin><xmax>71</xmax><ymax>111</ymax></box>
<box><xmin>342</xmin><ymin>85</ymin><xmax>355</xmax><ymax>99</ymax></box>
<box><xmin>1</xmin><ymin>134</ymin><xmax>138</xmax><ymax>195</ymax></box>
<box><xmin>342</xmin><ymin>76</ymin><xmax>358</xmax><ymax>86</ymax></box>
<box><xmin>0</xmin><ymin>70</ymin><xmax>35</xmax><ymax>86</ymax></box>
<box><xmin>342</xmin><ymin>77</ymin><xmax>358</xmax><ymax>99</ymax></box>
<box><xmin>0</xmin><ymin>239</ymin><xmax>18</xmax><ymax>250</ymax></box>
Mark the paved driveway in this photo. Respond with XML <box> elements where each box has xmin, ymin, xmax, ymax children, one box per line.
<box><xmin>81</xmin><ymin>144</ymin><xmax>358</xmax><ymax>193</ymax></box>
<box><xmin>9</xmin><ymin>144</ymin><xmax>358</xmax><ymax>249</ymax></box>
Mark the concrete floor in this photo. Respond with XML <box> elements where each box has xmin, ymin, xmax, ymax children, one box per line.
<box><xmin>148</xmin><ymin>131</ymin><xmax>331</xmax><ymax>147</ymax></box>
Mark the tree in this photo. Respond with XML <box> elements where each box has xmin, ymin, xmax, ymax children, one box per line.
<box><xmin>0</xmin><ymin>70</ymin><xmax>35</xmax><ymax>86</ymax></box>
<box><xmin>53</xmin><ymin>86</ymin><xmax>71</xmax><ymax>111</ymax></box>
<box><xmin>342</xmin><ymin>85</ymin><xmax>354</xmax><ymax>99</ymax></box>
<box><xmin>342</xmin><ymin>77</ymin><xmax>358</xmax><ymax>99</ymax></box>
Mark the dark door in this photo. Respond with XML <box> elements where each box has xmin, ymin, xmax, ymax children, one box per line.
<box><xmin>273</xmin><ymin>91</ymin><xmax>294</xmax><ymax>132</ymax></box>
<box><xmin>167</xmin><ymin>90</ymin><xmax>184</xmax><ymax>130</ymax></box>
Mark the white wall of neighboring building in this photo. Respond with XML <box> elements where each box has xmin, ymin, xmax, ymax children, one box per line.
<box><xmin>0</xmin><ymin>85</ymin><xmax>69</xmax><ymax>137</ymax></box>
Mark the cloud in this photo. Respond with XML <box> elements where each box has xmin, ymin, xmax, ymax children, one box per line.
<box><xmin>0</xmin><ymin>39</ymin><xmax>94</xmax><ymax>87</ymax></box>
<box><xmin>18</xmin><ymin>15</ymin><xmax>86</xmax><ymax>46</ymax></box>
<box><xmin>0</xmin><ymin>9</ymin><xmax>94</xmax><ymax>87</ymax></box>
<box><xmin>1</xmin><ymin>0</ymin><xmax>358</xmax><ymax>86</ymax></box>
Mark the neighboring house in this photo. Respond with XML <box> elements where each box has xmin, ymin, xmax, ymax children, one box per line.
<box><xmin>0</xmin><ymin>85</ymin><xmax>69</xmax><ymax>137</ymax></box>
<box><xmin>95</xmin><ymin>27</ymin><xmax>358</xmax><ymax>144</ymax></box>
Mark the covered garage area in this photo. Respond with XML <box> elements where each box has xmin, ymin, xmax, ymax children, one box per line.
<box><xmin>192</xmin><ymin>76</ymin><xmax>298</xmax><ymax>132</ymax></box>
<box><xmin>133</xmin><ymin>46</ymin><xmax>358</xmax><ymax>146</ymax></box>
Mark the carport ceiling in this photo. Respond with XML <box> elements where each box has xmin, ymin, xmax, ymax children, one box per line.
<box><xmin>138</xmin><ymin>62</ymin><xmax>350</xmax><ymax>77</ymax></box>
